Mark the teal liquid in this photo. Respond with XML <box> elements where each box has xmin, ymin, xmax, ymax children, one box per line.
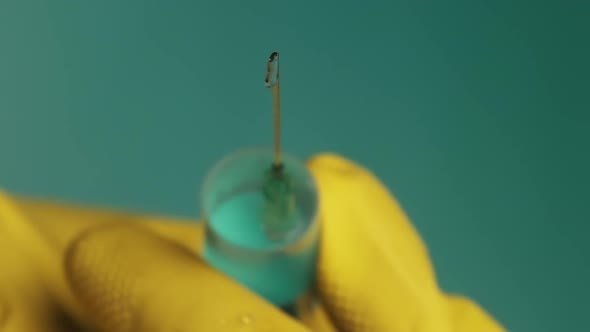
<box><xmin>203</xmin><ymin>191</ymin><xmax>318</xmax><ymax>307</ymax></box>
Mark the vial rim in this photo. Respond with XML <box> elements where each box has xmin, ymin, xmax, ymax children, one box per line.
<box><xmin>199</xmin><ymin>147</ymin><xmax>321</xmax><ymax>254</ymax></box>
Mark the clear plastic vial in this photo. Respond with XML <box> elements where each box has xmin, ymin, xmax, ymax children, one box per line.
<box><xmin>200</xmin><ymin>148</ymin><xmax>320</xmax><ymax>308</ymax></box>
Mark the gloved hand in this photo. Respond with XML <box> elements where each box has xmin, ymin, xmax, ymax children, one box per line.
<box><xmin>0</xmin><ymin>154</ymin><xmax>504</xmax><ymax>332</ymax></box>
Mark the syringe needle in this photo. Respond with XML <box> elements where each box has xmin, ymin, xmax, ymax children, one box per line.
<box><xmin>265</xmin><ymin>51</ymin><xmax>281</xmax><ymax>169</ymax></box>
<box><xmin>262</xmin><ymin>51</ymin><xmax>296</xmax><ymax>240</ymax></box>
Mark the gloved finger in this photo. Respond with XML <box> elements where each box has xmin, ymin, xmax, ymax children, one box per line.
<box><xmin>0</xmin><ymin>192</ymin><xmax>89</xmax><ymax>331</ymax></box>
<box><xmin>10</xmin><ymin>195</ymin><xmax>203</xmax><ymax>327</ymax></box>
<box><xmin>65</xmin><ymin>221</ymin><xmax>310</xmax><ymax>332</ymax></box>
<box><xmin>307</xmin><ymin>154</ymin><xmax>504</xmax><ymax>332</ymax></box>
<box><xmin>14</xmin><ymin>196</ymin><xmax>336</xmax><ymax>331</ymax></box>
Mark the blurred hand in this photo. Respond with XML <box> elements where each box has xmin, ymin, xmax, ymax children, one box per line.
<box><xmin>0</xmin><ymin>154</ymin><xmax>504</xmax><ymax>331</ymax></box>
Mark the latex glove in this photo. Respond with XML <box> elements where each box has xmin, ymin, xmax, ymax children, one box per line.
<box><xmin>0</xmin><ymin>154</ymin><xmax>504</xmax><ymax>331</ymax></box>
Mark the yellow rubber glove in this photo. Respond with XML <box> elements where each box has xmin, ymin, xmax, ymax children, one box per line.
<box><xmin>0</xmin><ymin>154</ymin><xmax>504</xmax><ymax>332</ymax></box>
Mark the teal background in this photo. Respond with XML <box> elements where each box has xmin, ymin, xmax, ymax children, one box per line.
<box><xmin>1</xmin><ymin>0</ymin><xmax>589</xmax><ymax>330</ymax></box>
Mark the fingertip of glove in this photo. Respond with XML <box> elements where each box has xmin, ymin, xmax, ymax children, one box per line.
<box><xmin>64</xmin><ymin>222</ymin><xmax>181</xmax><ymax>332</ymax></box>
<box><xmin>445</xmin><ymin>295</ymin><xmax>506</xmax><ymax>332</ymax></box>
<box><xmin>64</xmin><ymin>221</ymin><xmax>122</xmax><ymax>279</ymax></box>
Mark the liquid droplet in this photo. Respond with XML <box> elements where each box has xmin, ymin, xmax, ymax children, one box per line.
<box><xmin>240</xmin><ymin>313</ymin><xmax>254</xmax><ymax>325</ymax></box>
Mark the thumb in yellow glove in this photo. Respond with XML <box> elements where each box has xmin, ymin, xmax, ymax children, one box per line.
<box><xmin>309</xmin><ymin>155</ymin><xmax>502</xmax><ymax>331</ymax></box>
<box><xmin>0</xmin><ymin>154</ymin><xmax>505</xmax><ymax>331</ymax></box>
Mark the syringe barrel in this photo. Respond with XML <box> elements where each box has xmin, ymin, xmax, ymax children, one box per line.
<box><xmin>200</xmin><ymin>149</ymin><xmax>320</xmax><ymax>308</ymax></box>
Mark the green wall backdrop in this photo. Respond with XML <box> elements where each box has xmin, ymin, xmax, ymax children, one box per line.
<box><xmin>1</xmin><ymin>1</ymin><xmax>589</xmax><ymax>330</ymax></box>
